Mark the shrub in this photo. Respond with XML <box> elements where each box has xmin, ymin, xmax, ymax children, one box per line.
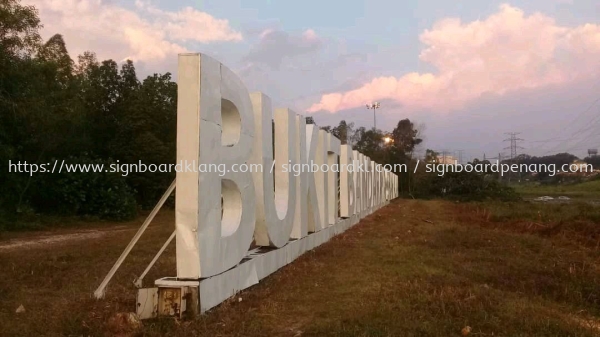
<box><xmin>33</xmin><ymin>155</ymin><xmax>138</xmax><ymax>220</ymax></box>
<box><xmin>413</xmin><ymin>170</ymin><xmax>520</xmax><ymax>202</ymax></box>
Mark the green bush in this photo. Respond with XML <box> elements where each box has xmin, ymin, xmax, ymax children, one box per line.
<box><xmin>413</xmin><ymin>170</ymin><xmax>520</xmax><ymax>202</ymax></box>
<box><xmin>33</xmin><ymin>155</ymin><xmax>138</xmax><ymax>220</ymax></box>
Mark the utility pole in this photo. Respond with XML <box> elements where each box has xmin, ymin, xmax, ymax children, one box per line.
<box><xmin>365</xmin><ymin>102</ymin><xmax>380</xmax><ymax>130</ymax></box>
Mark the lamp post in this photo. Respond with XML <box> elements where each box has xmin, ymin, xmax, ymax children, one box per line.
<box><xmin>365</xmin><ymin>102</ymin><xmax>380</xmax><ymax>130</ymax></box>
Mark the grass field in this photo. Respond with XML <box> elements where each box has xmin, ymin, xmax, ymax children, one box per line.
<box><xmin>1</xmin><ymin>199</ymin><xmax>600</xmax><ymax>336</ymax></box>
<box><xmin>513</xmin><ymin>179</ymin><xmax>600</xmax><ymax>200</ymax></box>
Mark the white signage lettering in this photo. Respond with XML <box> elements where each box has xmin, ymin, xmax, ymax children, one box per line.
<box><xmin>174</xmin><ymin>53</ymin><xmax>399</xmax><ymax>311</ymax></box>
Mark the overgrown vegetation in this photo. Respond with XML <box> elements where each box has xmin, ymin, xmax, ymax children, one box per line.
<box><xmin>1</xmin><ymin>200</ymin><xmax>599</xmax><ymax>336</ymax></box>
<box><xmin>514</xmin><ymin>178</ymin><xmax>600</xmax><ymax>200</ymax></box>
<box><xmin>460</xmin><ymin>199</ymin><xmax>600</xmax><ymax>241</ymax></box>
<box><xmin>415</xmin><ymin>170</ymin><xmax>521</xmax><ymax>201</ymax></box>
<box><xmin>1</xmin><ymin>0</ymin><xmax>176</xmax><ymax>225</ymax></box>
<box><xmin>317</xmin><ymin>120</ymin><xmax>521</xmax><ymax>202</ymax></box>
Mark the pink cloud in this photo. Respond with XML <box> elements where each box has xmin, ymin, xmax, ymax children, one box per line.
<box><xmin>302</xmin><ymin>29</ymin><xmax>318</xmax><ymax>41</ymax></box>
<box><xmin>24</xmin><ymin>0</ymin><xmax>242</xmax><ymax>65</ymax></box>
<box><xmin>308</xmin><ymin>4</ymin><xmax>600</xmax><ymax>113</ymax></box>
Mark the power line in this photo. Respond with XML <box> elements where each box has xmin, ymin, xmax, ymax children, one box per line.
<box><xmin>518</xmin><ymin>94</ymin><xmax>600</xmax><ymax>155</ymax></box>
<box><xmin>537</xmin><ymin>97</ymin><xmax>600</xmax><ymax>155</ymax></box>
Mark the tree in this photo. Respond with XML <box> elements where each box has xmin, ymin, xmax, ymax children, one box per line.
<box><xmin>425</xmin><ymin>149</ymin><xmax>439</xmax><ymax>163</ymax></box>
<box><xmin>386</xmin><ymin>119</ymin><xmax>423</xmax><ymax>195</ymax></box>
<box><xmin>353</xmin><ymin>127</ymin><xmax>385</xmax><ymax>163</ymax></box>
<box><xmin>0</xmin><ymin>0</ymin><xmax>42</xmax><ymax>57</ymax></box>
<box><xmin>391</xmin><ymin>119</ymin><xmax>422</xmax><ymax>155</ymax></box>
<box><xmin>331</xmin><ymin>120</ymin><xmax>355</xmax><ymax>145</ymax></box>
<box><xmin>584</xmin><ymin>156</ymin><xmax>600</xmax><ymax>170</ymax></box>
<box><xmin>0</xmin><ymin>1</ymin><xmax>186</xmax><ymax>224</ymax></box>
<box><xmin>76</xmin><ymin>57</ymin><xmax>124</xmax><ymax>157</ymax></box>
<box><xmin>38</xmin><ymin>34</ymin><xmax>74</xmax><ymax>86</ymax></box>
<box><xmin>0</xmin><ymin>1</ymin><xmax>51</xmax><ymax>212</ymax></box>
<box><xmin>112</xmin><ymin>72</ymin><xmax>177</xmax><ymax>208</ymax></box>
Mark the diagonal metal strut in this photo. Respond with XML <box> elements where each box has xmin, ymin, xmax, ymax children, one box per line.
<box><xmin>93</xmin><ymin>179</ymin><xmax>176</xmax><ymax>299</ymax></box>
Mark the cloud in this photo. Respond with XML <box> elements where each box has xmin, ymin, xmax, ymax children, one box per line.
<box><xmin>134</xmin><ymin>1</ymin><xmax>242</xmax><ymax>43</ymax></box>
<box><xmin>308</xmin><ymin>4</ymin><xmax>600</xmax><ymax>113</ymax></box>
<box><xmin>243</xmin><ymin>28</ymin><xmax>323</xmax><ymax>69</ymax></box>
<box><xmin>24</xmin><ymin>0</ymin><xmax>242</xmax><ymax>66</ymax></box>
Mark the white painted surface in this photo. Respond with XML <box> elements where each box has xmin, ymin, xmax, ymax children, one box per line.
<box><xmin>172</xmin><ymin>53</ymin><xmax>399</xmax><ymax>312</ymax></box>
<box><xmin>291</xmin><ymin>115</ymin><xmax>308</xmax><ymax>239</ymax></box>
<box><xmin>305</xmin><ymin>124</ymin><xmax>323</xmax><ymax>233</ymax></box>
<box><xmin>249</xmin><ymin>93</ymin><xmax>297</xmax><ymax>247</ymax></box>
<box><xmin>340</xmin><ymin>145</ymin><xmax>355</xmax><ymax>217</ymax></box>
<box><xmin>176</xmin><ymin>54</ymin><xmax>256</xmax><ymax>279</ymax></box>
<box><xmin>327</xmin><ymin>134</ymin><xmax>340</xmax><ymax>225</ymax></box>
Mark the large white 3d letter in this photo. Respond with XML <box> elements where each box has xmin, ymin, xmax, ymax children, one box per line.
<box><xmin>314</xmin><ymin>130</ymin><xmax>329</xmax><ymax>228</ymax></box>
<box><xmin>340</xmin><ymin>145</ymin><xmax>355</xmax><ymax>218</ymax></box>
<box><xmin>353</xmin><ymin>151</ymin><xmax>363</xmax><ymax>214</ymax></box>
<box><xmin>292</xmin><ymin>115</ymin><xmax>308</xmax><ymax>239</ymax></box>
<box><xmin>327</xmin><ymin>135</ymin><xmax>341</xmax><ymax>224</ymax></box>
<box><xmin>249</xmin><ymin>93</ymin><xmax>297</xmax><ymax>247</ymax></box>
<box><xmin>176</xmin><ymin>54</ymin><xmax>256</xmax><ymax>278</ymax></box>
<box><xmin>305</xmin><ymin>124</ymin><xmax>323</xmax><ymax>232</ymax></box>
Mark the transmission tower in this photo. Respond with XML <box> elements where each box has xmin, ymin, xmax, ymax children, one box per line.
<box><xmin>456</xmin><ymin>150</ymin><xmax>464</xmax><ymax>164</ymax></box>
<box><xmin>504</xmin><ymin>132</ymin><xmax>525</xmax><ymax>161</ymax></box>
<box><xmin>504</xmin><ymin>132</ymin><xmax>525</xmax><ymax>182</ymax></box>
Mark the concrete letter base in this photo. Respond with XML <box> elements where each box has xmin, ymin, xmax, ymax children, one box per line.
<box><xmin>154</xmin><ymin>203</ymin><xmax>388</xmax><ymax>313</ymax></box>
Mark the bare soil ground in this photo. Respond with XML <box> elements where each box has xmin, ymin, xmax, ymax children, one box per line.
<box><xmin>0</xmin><ymin>227</ymin><xmax>133</xmax><ymax>251</ymax></box>
<box><xmin>1</xmin><ymin>200</ymin><xmax>599</xmax><ymax>336</ymax></box>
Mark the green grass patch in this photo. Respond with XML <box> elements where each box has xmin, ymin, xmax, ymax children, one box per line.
<box><xmin>513</xmin><ymin>179</ymin><xmax>600</xmax><ymax>200</ymax></box>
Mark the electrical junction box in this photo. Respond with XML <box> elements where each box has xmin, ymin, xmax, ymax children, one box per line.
<box><xmin>136</xmin><ymin>278</ymin><xmax>199</xmax><ymax>320</ymax></box>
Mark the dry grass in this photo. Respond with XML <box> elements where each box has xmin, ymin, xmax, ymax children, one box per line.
<box><xmin>456</xmin><ymin>201</ymin><xmax>600</xmax><ymax>249</ymax></box>
<box><xmin>513</xmin><ymin>179</ymin><xmax>600</xmax><ymax>200</ymax></box>
<box><xmin>1</xmin><ymin>200</ymin><xmax>600</xmax><ymax>336</ymax></box>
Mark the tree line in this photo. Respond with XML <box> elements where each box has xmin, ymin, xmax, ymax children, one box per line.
<box><xmin>1</xmin><ymin>0</ymin><xmax>176</xmax><ymax>227</ymax></box>
<box><xmin>314</xmin><ymin>119</ymin><xmax>522</xmax><ymax>201</ymax></box>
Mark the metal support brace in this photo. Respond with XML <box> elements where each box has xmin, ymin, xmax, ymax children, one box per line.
<box><xmin>133</xmin><ymin>230</ymin><xmax>176</xmax><ymax>288</ymax></box>
<box><xmin>93</xmin><ymin>179</ymin><xmax>176</xmax><ymax>299</ymax></box>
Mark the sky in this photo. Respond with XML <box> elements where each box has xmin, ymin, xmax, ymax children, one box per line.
<box><xmin>25</xmin><ymin>0</ymin><xmax>600</xmax><ymax>161</ymax></box>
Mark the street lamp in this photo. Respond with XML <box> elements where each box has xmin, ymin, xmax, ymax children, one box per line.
<box><xmin>366</xmin><ymin>102</ymin><xmax>380</xmax><ymax>130</ymax></box>
<box><xmin>383</xmin><ymin>136</ymin><xmax>393</xmax><ymax>144</ymax></box>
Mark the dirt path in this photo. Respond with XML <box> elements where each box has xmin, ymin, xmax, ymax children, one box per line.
<box><xmin>0</xmin><ymin>210</ymin><xmax>175</xmax><ymax>252</ymax></box>
<box><xmin>0</xmin><ymin>226</ymin><xmax>133</xmax><ymax>251</ymax></box>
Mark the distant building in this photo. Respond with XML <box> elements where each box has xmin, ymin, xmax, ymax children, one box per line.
<box><xmin>436</xmin><ymin>155</ymin><xmax>458</xmax><ymax>165</ymax></box>
<box><xmin>570</xmin><ymin>160</ymin><xmax>590</xmax><ymax>173</ymax></box>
